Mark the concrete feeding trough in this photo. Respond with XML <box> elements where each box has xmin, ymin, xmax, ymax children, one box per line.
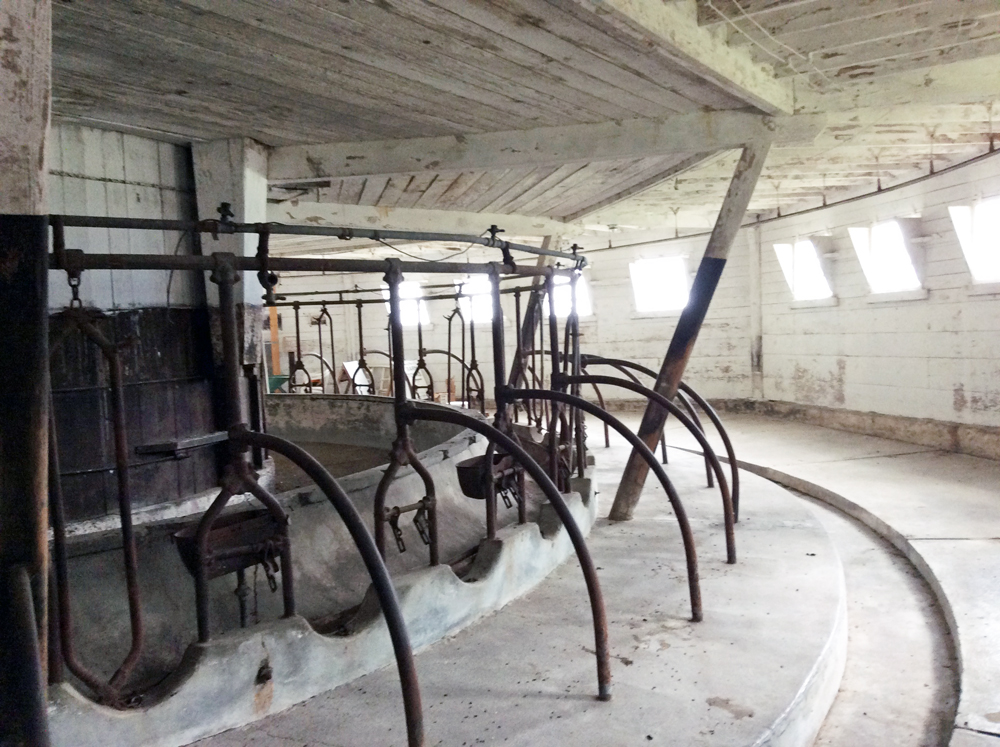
<box><xmin>47</xmin><ymin>394</ymin><xmax>598</xmax><ymax>747</ymax></box>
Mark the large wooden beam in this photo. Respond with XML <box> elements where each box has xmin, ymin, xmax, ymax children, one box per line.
<box><xmin>0</xmin><ymin>2</ymin><xmax>52</xmax><ymax>744</ymax></box>
<box><xmin>269</xmin><ymin>112</ymin><xmax>820</xmax><ymax>184</ymax></box>
<box><xmin>572</xmin><ymin>0</ymin><xmax>794</xmax><ymax>114</ymax></box>
<box><xmin>268</xmin><ymin>201</ymin><xmax>580</xmax><ymax>241</ymax></box>
<box><xmin>609</xmin><ymin>136</ymin><xmax>773</xmax><ymax>521</ymax></box>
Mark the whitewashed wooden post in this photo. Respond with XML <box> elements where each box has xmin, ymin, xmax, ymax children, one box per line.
<box><xmin>0</xmin><ymin>1</ymin><xmax>53</xmax><ymax>743</ymax></box>
<box><xmin>193</xmin><ymin>139</ymin><xmax>269</xmax><ymax>422</ymax></box>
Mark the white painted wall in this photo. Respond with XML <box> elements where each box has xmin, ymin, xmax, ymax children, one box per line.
<box><xmin>47</xmin><ymin>124</ymin><xmax>200</xmax><ymax>310</ymax></box>
<box><xmin>269</xmin><ymin>152</ymin><xmax>1000</xmax><ymax>429</ymax></box>
<box><xmin>757</xmin><ymin>152</ymin><xmax>1000</xmax><ymax>428</ymax></box>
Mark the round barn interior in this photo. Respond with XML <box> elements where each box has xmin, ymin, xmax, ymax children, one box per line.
<box><xmin>3</xmin><ymin>2</ymin><xmax>1000</xmax><ymax>747</ymax></box>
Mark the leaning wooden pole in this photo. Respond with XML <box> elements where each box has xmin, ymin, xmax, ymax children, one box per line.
<box><xmin>610</xmin><ymin>138</ymin><xmax>772</xmax><ymax>521</ymax></box>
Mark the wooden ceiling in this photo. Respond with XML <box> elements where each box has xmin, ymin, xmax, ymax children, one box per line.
<box><xmin>698</xmin><ymin>0</ymin><xmax>1000</xmax><ymax>86</ymax></box>
<box><xmin>50</xmin><ymin>0</ymin><xmax>1000</xmax><ymax>238</ymax></box>
<box><xmin>52</xmin><ymin>0</ymin><xmax>745</xmax><ymax>145</ymax></box>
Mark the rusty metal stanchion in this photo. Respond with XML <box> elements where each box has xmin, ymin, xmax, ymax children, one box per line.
<box><xmin>351</xmin><ymin>301</ymin><xmax>376</xmax><ymax>394</ymax></box>
<box><xmin>410</xmin><ymin>315</ymin><xmax>434</xmax><ymax>401</ymax></box>
<box><xmin>288</xmin><ymin>301</ymin><xmax>313</xmax><ymax>392</ymax></box>
<box><xmin>407</xmin><ymin>400</ymin><xmax>612</xmax><ymax>701</ymax></box>
<box><xmin>444</xmin><ymin>302</ymin><xmax>466</xmax><ymax>405</ymax></box>
<box><xmin>556</xmin><ymin>373</ymin><xmax>735</xmax><ymax>565</ymax></box>
<box><xmin>315</xmin><ymin>303</ymin><xmax>339</xmax><ymax>393</ymax></box>
<box><xmin>46</xmin><ymin>294</ymin><xmax>146</xmax><ymax>704</ymax></box>
<box><xmin>372</xmin><ymin>262</ymin><xmax>440</xmax><ymax>567</ymax></box>
<box><xmin>465</xmin><ymin>318</ymin><xmax>486</xmax><ymax>414</ymax></box>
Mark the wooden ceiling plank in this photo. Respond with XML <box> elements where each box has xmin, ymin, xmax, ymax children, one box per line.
<box><xmin>55</xmin><ymin>0</ymin><xmax>521</xmax><ymax>139</ymax></box>
<box><xmin>759</xmin><ymin>2</ymin><xmax>1000</xmax><ymax>55</ymax></box>
<box><xmin>447</xmin><ymin>170</ymin><xmax>514</xmax><ymax>211</ymax></box>
<box><xmin>357</xmin><ymin>176</ymin><xmax>392</xmax><ymax>207</ymax></box>
<box><xmin>173</xmin><ymin>0</ymin><xmax>596</xmax><ymax>127</ymax></box>
<box><xmin>338</xmin><ymin>0</ymin><xmax>668</xmax><ymax>122</ymax></box>
<box><xmin>559</xmin><ymin>153</ymin><xmax>716</xmax><ymax>220</ymax></box>
<box><xmin>499</xmin><ymin>164</ymin><xmax>590</xmax><ymax>214</ymax></box>
<box><xmin>424</xmin><ymin>0</ymin><xmax>705</xmax><ymax>114</ymax></box>
<box><xmin>540</xmin><ymin>0</ymin><xmax>753</xmax><ymax>110</ymax></box>
<box><xmin>469</xmin><ymin>168</ymin><xmax>546</xmax><ymax>213</ymax></box>
<box><xmin>515</xmin><ymin>161</ymin><xmax>616</xmax><ymax>215</ymax></box>
<box><xmin>375</xmin><ymin>176</ymin><xmax>414</xmax><ymax>209</ymax></box>
<box><xmin>412</xmin><ymin>173</ymin><xmax>463</xmax><ymax>210</ymax></box>
<box><xmin>393</xmin><ymin>173</ymin><xmax>440</xmax><ymax>210</ymax></box>
<box><xmin>431</xmin><ymin>172</ymin><xmax>489</xmax><ymax>211</ymax></box>
<box><xmin>562</xmin><ymin>0</ymin><xmax>794</xmax><ymax>113</ymax></box>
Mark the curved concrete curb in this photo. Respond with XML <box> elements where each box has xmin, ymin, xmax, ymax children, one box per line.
<box><xmin>754</xmin><ymin>567</ymin><xmax>848</xmax><ymax>747</ymax></box>
<box><xmin>732</xmin><ymin>460</ymin><xmax>972</xmax><ymax>745</ymax></box>
<box><xmin>47</xmin><ymin>480</ymin><xmax>597</xmax><ymax>747</ymax></box>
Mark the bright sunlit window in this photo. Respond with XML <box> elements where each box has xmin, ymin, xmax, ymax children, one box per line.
<box><xmin>848</xmin><ymin>220</ymin><xmax>921</xmax><ymax>294</ymax></box>
<box><xmin>628</xmin><ymin>256</ymin><xmax>689</xmax><ymax>313</ymax></box>
<box><xmin>382</xmin><ymin>280</ymin><xmax>430</xmax><ymax>327</ymax></box>
<box><xmin>550</xmin><ymin>274</ymin><xmax>593</xmax><ymax>318</ymax></box>
<box><xmin>456</xmin><ymin>276</ymin><xmax>494</xmax><ymax>324</ymax></box>
<box><xmin>773</xmin><ymin>240</ymin><xmax>833</xmax><ymax>301</ymax></box>
<box><xmin>949</xmin><ymin>196</ymin><xmax>1000</xmax><ymax>283</ymax></box>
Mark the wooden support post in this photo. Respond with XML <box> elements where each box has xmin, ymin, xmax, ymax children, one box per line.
<box><xmin>192</xmin><ymin>139</ymin><xmax>269</xmax><ymax>422</ymax></box>
<box><xmin>0</xmin><ymin>2</ymin><xmax>53</xmax><ymax>744</ymax></box>
<box><xmin>610</xmin><ymin>138</ymin><xmax>772</xmax><ymax>521</ymax></box>
<box><xmin>507</xmin><ymin>238</ymin><xmax>557</xmax><ymax>388</ymax></box>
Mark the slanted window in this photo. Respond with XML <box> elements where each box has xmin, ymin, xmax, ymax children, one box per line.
<box><xmin>848</xmin><ymin>220</ymin><xmax>921</xmax><ymax>294</ymax></box>
<box><xmin>551</xmin><ymin>273</ymin><xmax>593</xmax><ymax>318</ymax></box>
<box><xmin>773</xmin><ymin>240</ymin><xmax>833</xmax><ymax>301</ymax></box>
<box><xmin>949</xmin><ymin>196</ymin><xmax>1000</xmax><ymax>283</ymax></box>
<box><xmin>381</xmin><ymin>280</ymin><xmax>430</xmax><ymax>327</ymax></box>
<box><xmin>628</xmin><ymin>256</ymin><xmax>689</xmax><ymax>313</ymax></box>
<box><xmin>456</xmin><ymin>276</ymin><xmax>493</xmax><ymax>324</ymax></box>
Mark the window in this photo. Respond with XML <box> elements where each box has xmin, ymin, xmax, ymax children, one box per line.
<box><xmin>381</xmin><ymin>280</ymin><xmax>429</xmax><ymax>327</ymax></box>
<box><xmin>456</xmin><ymin>276</ymin><xmax>493</xmax><ymax>324</ymax></box>
<box><xmin>848</xmin><ymin>220</ymin><xmax>921</xmax><ymax>294</ymax></box>
<box><xmin>551</xmin><ymin>273</ymin><xmax>593</xmax><ymax>318</ymax></box>
<box><xmin>628</xmin><ymin>256</ymin><xmax>689</xmax><ymax>313</ymax></box>
<box><xmin>949</xmin><ymin>196</ymin><xmax>1000</xmax><ymax>283</ymax></box>
<box><xmin>773</xmin><ymin>240</ymin><xmax>833</xmax><ymax>301</ymax></box>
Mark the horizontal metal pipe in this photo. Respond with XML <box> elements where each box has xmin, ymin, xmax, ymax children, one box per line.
<box><xmin>52</xmin><ymin>250</ymin><xmax>575</xmax><ymax>278</ymax></box>
<box><xmin>49</xmin><ymin>214</ymin><xmax>582</xmax><ymax>263</ymax></box>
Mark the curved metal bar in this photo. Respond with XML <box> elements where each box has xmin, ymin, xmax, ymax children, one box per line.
<box><xmin>47</xmin><ymin>409</ymin><xmax>119</xmax><ymax>705</ymax></box>
<box><xmin>373</xmin><ymin>456</ymin><xmax>403</xmax><ymax>559</ymax></box>
<box><xmin>676</xmin><ymin>389</ymin><xmax>714</xmax><ymax>489</ymax></box>
<box><xmin>316</xmin><ymin>305</ymin><xmax>339</xmax><ymax>394</ymax></box>
<box><xmin>73</xmin><ymin>319</ymin><xmax>145</xmax><ymax>691</ymax></box>
<box><xmin>301</xmin><ymin>352</ymin><xmax>337</xmax><ymax>384</ymax></box>
<box><xmin>406</xmin><ymin>402</ymin><xmax>612</xmax><ymax>700</ymax></box>
<box><xmin>558</xmin><ymin>375</ymin><xmax>735</xmax><ymax>565</ymax></box>
<box><xmin>423</xmin><ymin>349</ymin><xmax>471</xmax><ymax>383</ymax></box>
<box><xmin>679</xmin><ymin>382</ymin><xmax>741</xmax><ymax>522</ymax></box>
<box><xmin>582</xmin><ymin>360</ymin><xmax>667</xmax><ymax>463</ymax></box>
<box><xmin>506</xmin><ymin>390</ymin><xmax>703</xmax><ymax>621</ymax></box>
<box><xmin>231</xmin><ymin>428</ymin><xmax>424</xmax><ymax>747</ymax></box>
<box><xmin>404</xmin><ymin>443</ymin><xmax>439</xmax><ymax>566</ymax></box>
<box><xmin>581</xmin><ymin>355</ymin><xmax>741</xmax><ymax>522</ymax></box>
<box><xmin>587</xmin><ymin>382</ymin><xmax>612</xmax><ymax>448</ymax></box>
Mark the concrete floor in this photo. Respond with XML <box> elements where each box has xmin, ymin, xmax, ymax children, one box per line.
<box><xmin>805</xmin><ymin>497</ymin><xmax>956</xmax><ymax>746</ymax></box>
<box><xmin>657</xmin><ymin>411</ymin><xmax>997</xmax><ymax>746</ymax></box>
<box><xmin>195</xmin><ymin>435</ymin><xmax>846</xmax><ymax>747</ymax></box>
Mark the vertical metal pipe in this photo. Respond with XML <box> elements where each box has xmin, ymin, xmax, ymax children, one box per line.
<box><xmin>546</xmin><ymin>272</ymin><xmax>561</xmax><ymax>487</ymax></box>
